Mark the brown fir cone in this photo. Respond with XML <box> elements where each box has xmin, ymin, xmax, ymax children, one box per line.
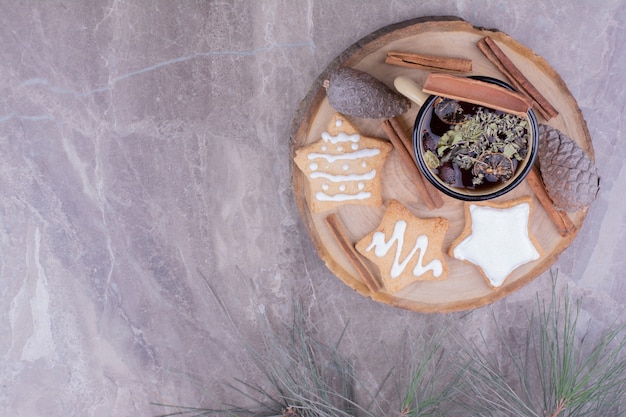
<box><xmin>537</xmin><ymin>125</ymin><xmax>600</xmax><ymax>211</ymax></box>
<box><xmin>325</xmin><ymin>67</ymin><xmax>411</xmax><ymax>119</ymax></box>
<box><xmin>282</xmin><ymin>406</ymin><xmax>300</xmax><ymax>417</ymax></box>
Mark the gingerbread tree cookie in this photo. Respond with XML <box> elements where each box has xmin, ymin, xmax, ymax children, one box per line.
<box><xmin>294</xmin><ymin>113</ymin><xmax>392</xmax><ymax>213</ymax></box>
<box><xmin>355</xmin><ymin>200</ymin><xmax>449</xmax><ymax>293</ymax></box>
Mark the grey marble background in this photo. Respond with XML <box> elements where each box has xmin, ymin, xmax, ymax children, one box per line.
<box><xmin>0</xmin><ymin>1</ymin><xmax>624</xmax><ymax>416</ymax></box>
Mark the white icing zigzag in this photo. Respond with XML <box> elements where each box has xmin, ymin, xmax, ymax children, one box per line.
<box><xmin>366</xmin><ymin>220</ymin><xmax>443</xmax><ymax>279</ymax></box>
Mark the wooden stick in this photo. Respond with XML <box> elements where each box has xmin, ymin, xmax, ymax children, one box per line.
<box><xmin>477</xmin><ymin>37</ymin><xmax>558</xmax><ymax>120</ymax></box>
<box><xmin>388</xmin><ymin>117</ymin><xmax>444</xmax><ymax>208</ymax></box>
<box><xmin>381</xmin><ymin>119</ymin><xmax>442</xmax><ymax>210</ymax></box>
<box><xmin>324</xmin><ymin>213</ymin><xmax>382</xmax><ymax>292</ymax></box>
<box><xmin>526</xmin><ymin>165</ymin><xmax>577</xmax><ymax>237</ymax></box>
<box><xmin>385</xmin><ymin>51</ymin><xmax>472</xmax><ymax>73</ymax></box>
<box><xmin>422</xmin><ymin>73</ymin><xmax>532</xmax><ymax>117</ymax></box>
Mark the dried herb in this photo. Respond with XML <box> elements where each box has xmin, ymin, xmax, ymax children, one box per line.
<box><xmin>423</xmin><ymin>104</ymin><xmax>529</xmax><ymax>188</ymax></box>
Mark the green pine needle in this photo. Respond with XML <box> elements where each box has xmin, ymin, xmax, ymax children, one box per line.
<box><xmin>458</xmin><ymin>273</ymin><xmax>626</xmax><ymax>417</ymax></box>
<box><xmin>154</xmin><ymin>271</ymin><xmax>626</xmax><ymax>417</ymax></box>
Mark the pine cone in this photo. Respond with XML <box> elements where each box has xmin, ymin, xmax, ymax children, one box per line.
<box><xmin>282</xmin><ymin>407</ymin><xmax>300</xmax><ymax>417</ymax></box>
<box><xmin>537</xmin><ymin>125</ymin><xmax>599</xmax><ymax>211</ymax></box>
<box><xmin>325</xmin><ymin>67</ymin><xmax>411</xmax><ymax>119</ymax></box>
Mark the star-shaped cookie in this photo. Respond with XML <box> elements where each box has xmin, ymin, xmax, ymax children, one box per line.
<box><xmin>356</xmin><ymin>200</ymin><xmax>449</xmax><ymax>293</ymax></box>
<box><xmin>294</xmin><ymin>113</ymin><xmax>392</xmax><ymax>212</ymax></box>
<box><xmin>449</xmin><ymin>196</ymin><xmax>543</xmax><ymax>289</ymax></box>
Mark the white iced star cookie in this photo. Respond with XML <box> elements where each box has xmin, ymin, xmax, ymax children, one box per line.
<box><xmin>449</xmin><ymin>196</ymin><xmax>543</xmax><ymax>289</ymax></box>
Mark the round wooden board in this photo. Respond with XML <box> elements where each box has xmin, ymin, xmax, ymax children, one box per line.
<box><xmin>290</xmin><ymin>17</ymin><xmax>593</xmax><ymax>313</ymax></box>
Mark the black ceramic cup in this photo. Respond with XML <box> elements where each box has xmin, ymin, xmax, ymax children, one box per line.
<box><xmin>412</xmin><ymin>76</ymin><xmax>539</xmax><ymax>201</ymax></box>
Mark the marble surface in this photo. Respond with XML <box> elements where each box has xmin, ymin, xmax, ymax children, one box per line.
<box><xmin>1</xmin><ymin>1</ymin><xmax>624</xmax><ymax>416</ymax></box>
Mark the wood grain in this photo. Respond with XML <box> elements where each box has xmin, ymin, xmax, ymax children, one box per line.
<box><xmin>290</xmin><ymin>17</ymin><xmax>593</xmax><ymax>312</ymax></box>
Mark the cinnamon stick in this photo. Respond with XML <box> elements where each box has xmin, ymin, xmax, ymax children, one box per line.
<box><xmin>388</xmin><ymin>117</ymin><xmax>418</xmax><ymax>164</ymax></box>
<box><xmin>477</xmin><ymin>37</ymin><xmax>558</xmax><ymax>120</ymax></box>
<box><xmin>388</xmin><ymin>117</ymin><xmax>444</xmax><ymax>208</ymax></box>
<box><xmin>324</xmin><ymin>213</ymin><xmax>382</xmax><ymax>292</ymax></box>
<box><xmin>381</xmin><ymin>119</ymin><xmax>443</xmax><ymax>210</ymax></box>
<box><xmin>385</xmin><ymin>51</ymin><xmax>472</xmax><ymax>73</ymax></box>
<box><xmin>526</xmin><ymin>165</ymin><xmax>576</xmax><ymax>237</ymax></box>
<box><xmin>422</xmin><ymin>73</ymin><xmax>533</xmax><ymax>117</ymax></box>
